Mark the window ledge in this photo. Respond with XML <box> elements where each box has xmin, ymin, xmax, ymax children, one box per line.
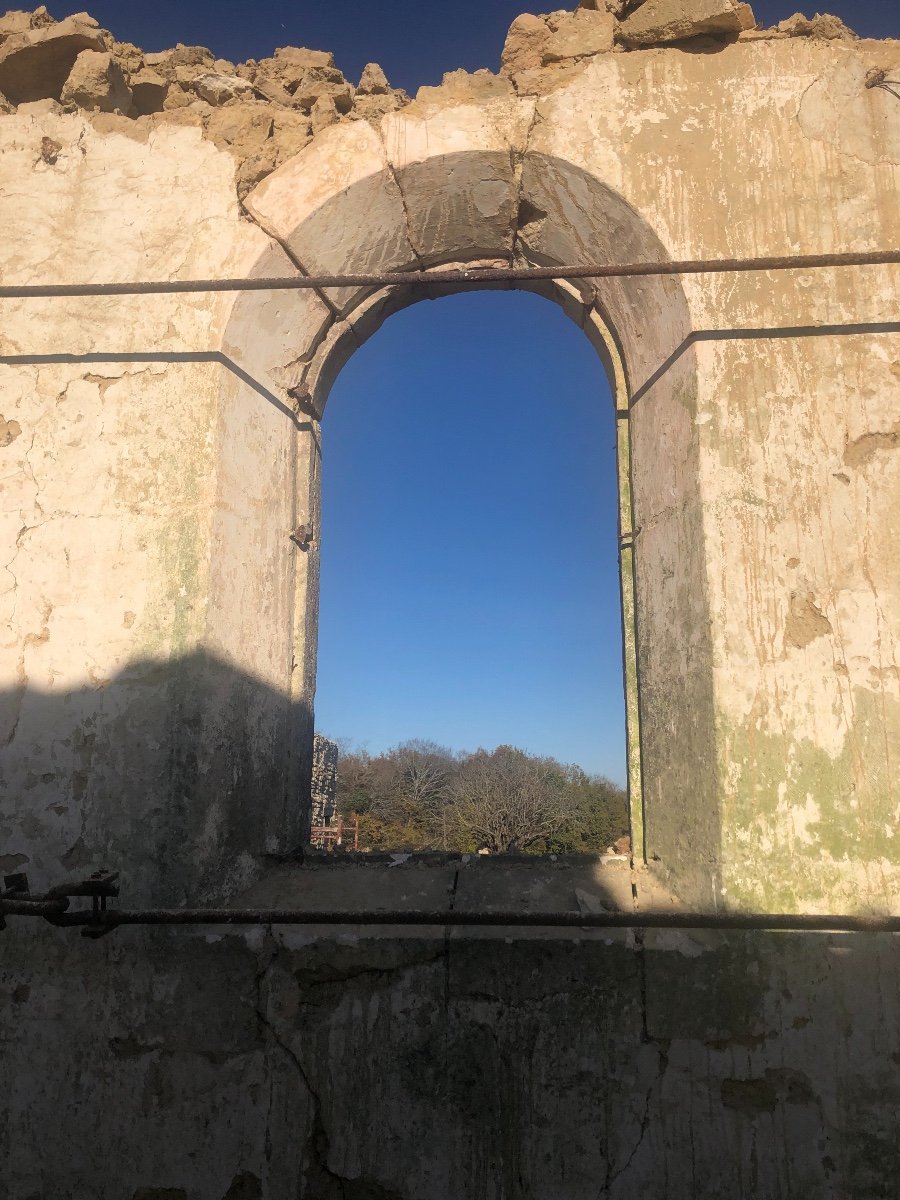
<box><xmin>226</xmin><ymin>853</ymin><xmax>684</xmax><ymax>941</ymax></box>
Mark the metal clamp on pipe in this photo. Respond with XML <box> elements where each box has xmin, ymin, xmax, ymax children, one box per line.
<box><xmin>0</xmin><ymin>869</ymin><xmax>119</xmax><ymax>935</ymax></box>
<box><xmin>0</xmin><ymin>872</ymin><xmax>69</xmax><ymax>929</ymax></box>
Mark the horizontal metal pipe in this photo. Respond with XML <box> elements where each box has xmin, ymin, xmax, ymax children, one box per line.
<box><xmin>1</xmin><ymin>897</ymin><xmax>68</xmax><ymax>917</ymax></box>
<box><xmin>35</xmin><ymin>906</ymin><xmax>900</xmax><ymax>933</ymax></box>
<box><xmin>1</xmin><ymin>249</ymin><xmax>898</xmax><ymax>299</ymax></box>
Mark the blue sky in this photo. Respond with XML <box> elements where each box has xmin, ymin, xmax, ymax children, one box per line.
<box><xmin>49</xmin><ymin>0</ymin><xmax>896</xmax><ymax>779</ymax></box>
<box><xmin>315</xmin><ymin>293</ymin><xmax>625</xmax><ymax>780</ymax></box>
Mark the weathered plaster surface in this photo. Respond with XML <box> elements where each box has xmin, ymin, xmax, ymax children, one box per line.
<box><xmin>3</xmin><ymin>897</ymin><xmax>899</xmax><ymax>1199</ymax></box>
<box><xmin>3</xmin><ymin>33</ymin><xmax>897</xmax><ymax>909</ymax></box>
<box><xmin>1</xmin><ymin>7</ymin><xmax>899</xmax><ymax>1196</ymax></box>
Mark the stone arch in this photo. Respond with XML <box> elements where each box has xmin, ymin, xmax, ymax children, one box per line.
<box><xmin>214</xmin><ymin>116</ymin><xmax>715</xmax><ymax>898</ymax></box>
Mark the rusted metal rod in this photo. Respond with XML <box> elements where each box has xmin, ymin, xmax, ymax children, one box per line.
<box><xmin>3</xmin><ymin>901</ymin><xmax>897</xmax><ymax>934</ymax></box>
<box><xmin>0</xmin><ymin>249</ymin><xmax>898</xmax><ymax>299</ymax></box>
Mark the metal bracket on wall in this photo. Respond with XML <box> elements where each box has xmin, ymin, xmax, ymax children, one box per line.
<box><xmin>865</xmin><ymin>69</ymin><xmax>900</xmax><ymax>100</ymax></box>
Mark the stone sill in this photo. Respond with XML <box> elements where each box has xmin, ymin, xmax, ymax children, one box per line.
<box><xmin>225</xmin><ymin>853</ymin><xmax>686</xmax><ymax>943</ymax></box>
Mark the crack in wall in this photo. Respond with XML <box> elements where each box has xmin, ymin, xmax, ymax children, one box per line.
<box><xmin>238</xmin><ymin>197</ymin><xmax>342</xmax><ymax>322</ymax></box>
<box><xmin>253</xmin><ymin>940</ymin><xmax>435</xmax><ymax>1199</ymax></box>
<box><xmin>599</xmin><ymin>1034</ymin><xmax>669</xmax><ymax>1197</ymax></box>
<box><xmin>384</xmin><ymin>159</ymin><xmax>425</xmax><ymax>274</ymax></box>
<box><xmin>511</xmin><ymin>99</ymin><xmax>543</xmax><ymax>266</ymax></box>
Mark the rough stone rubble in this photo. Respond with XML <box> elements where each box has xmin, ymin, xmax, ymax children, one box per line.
<box><xmin>0</xmin><ymin>1</ymin><xmax>860</xmax><ymax>195</ymax></box>
<box><xmin>310</xmin><ymin>734</ymin><xmax>339</xmax><ymax>829</ymax></box>
<box><xmin>0</xmin><ymin>5</ymin><xmax>409</xmax><ymax>194</ymax></box>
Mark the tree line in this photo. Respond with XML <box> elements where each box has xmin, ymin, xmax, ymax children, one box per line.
<box><xmin>331</xmin><ymin>739</ymin><xmax>629</xmax><ymax>855</ymax></box>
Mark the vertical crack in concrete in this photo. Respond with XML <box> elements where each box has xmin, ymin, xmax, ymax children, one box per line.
<box><xmin>253</xmin><ymin>942</ymin><xmax>445</xmax><ymax>1198</ymax></box>
<box><xmin>599</xmin><ymin>1034</ymin><xmax>669</xmax><ymax>1196</ymax></box>
<box><xmin>239</xmin><ymin>197</ymin><xmax>343</xmax><ymax>321</ymax></box>
<box><xmin>511</xmin><ymin>98</ymin><xmax>542</xmax><ymax>266</ymax></box>
<box><xmin>253</xmin><ymin>944</ymin><xmax>346</xmax><ymax>1199</ymax></box>
<box><xmin>443</xmin><ymin>866</ymin><xmax>460</xmax><ymax>1013</ymax></box>
<box><xmin>594</xmin><ymin>928</ymin><xmax>671</xmax><ymax>1194</ymax></box>
<box><xmin>384</xmin><ymin>159</ymin><xmax>425</xmax><ymax>273</ymax></box>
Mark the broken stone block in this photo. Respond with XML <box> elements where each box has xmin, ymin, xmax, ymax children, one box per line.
<box><xmin>734</xmin><ymin>3</ymin><xmax>756</xmax><ymax>29</ymax></box>
<box><xmin>508</xmin><ymin>61</ymin><xmax>586</xmax><ymax>95</ymax></box>
<box><xmin>146</xmin><ymin>106</ymin><xmax>203</xmax><ymax>133</ymax></box>
<box><xmin>0</xmin><ymin>89</ymin><xmax>13</xmax><ymax>113</ymax></box>
<box><xmin>204</xmin><ymin>101</ymin><xmax>273</xmax><ymax>157</ymax></box>
<box><xmin>438</xmin><ymin>68</ymin><xmax>513</xmax><ymax>101</ymax></box>
<box><xmin>29</xmin><ymin>5</ymin><xmax>55</xmax><ymax>27</ymax></box>
<box><xmin>776</xmin><ymin>12</ymin><xmax>857</xmax><ymax>40</ymax></box>
<box><xmin>543</xmin><ymin>9</ymin><xmax>616</xmax><ymax>62</ymax></box>
<box><xmin>236</xmin><ymin>143</ymin><xmax>278</xmax><ymax>198</ymax></box>
<box><xmin>144</xmin><ymin>44</ymin><xmax>215</xmax><ymax>82</ymax></box>
<box><xmin>248</xmin><ymin>71</ymin><xmax>295</xmax><ymax>107</ymax></box>
<box><xmin>543</xmin><ymin>10</ymin><xmax>575</xmax><ymax>32</ymax></box>
<box><xmin>60</xmin><ymin>49</ymin><xmax>132</xmax><ymax>114</ymax></box>
<box><xmin>357</xmin><ymin>62</ymin><xmax>390</xmax><ymax>95</ymax></box>
<box><xmin>253</xmin><ymin>45</ymin><xmax>337</xmax><ymax>95</ymax></box>
<box><xmin>162</xmin><ymin>82</ymin><xmax>194</xmax><ymax>111</ymax></box>
<box><xmin>15</xmin><ymin>97</ymin><xmax>61</xmax><ymax>115</ymax></box>
<box><xmin>193</xmin><ymin>72</ymin><xmax>255</xmax><ymax>106</ymax></box>
<box><xmin>129</xmin><ymin>66</ymin><xmax>167</xmax><ymax>115</ymax></box>
<box><xmin>0</xmin><ymin>14</ymin><xmax>108</xmax><ymax>104</ymax></box>
<box><xmin>0</xmin><ymin>11</ymin><xmax>33</xmax><ymax>42</ymax></box>
<box><xmin>618</xmin><ymin>0</ymin><xmax>751</xmax><ymax>46</ymax></box>
<box><xmin>292</xmin><ymin>74</ymin><xmax>354</xmax><ymax>115</ymax></box>
<box><xmin>351</xmin><ymin>91</ymin><xmax>405</xmax><ymax>121</ymax></box>
<box><xmin>500</xmin><ymin>14</ymin><xmax>551</xmax><ymax>75</ymax></box>
<box><xmin>112</xmin><ymin>39</ymin><xmax>143</xmax><ymax>73</ymax></box>
<box><xmin>271</xmin><ymin>108</ymin><xmax>312</xmax><ymax>161</ymax></box>
<box><xmin>310</xmin><ymin>92</ymin><xmax>338</xmax><ymax>135</ymax></box>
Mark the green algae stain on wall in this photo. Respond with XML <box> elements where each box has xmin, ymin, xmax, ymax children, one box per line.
<box><xmin>718</xmin><ymin>688</ymin><xmax>900</xmax><ymax>912</ymax></box>
<box><xmin>128</xmin><ymin>366</ymin><xmax>221</xmax><ymax>663</ymax></box>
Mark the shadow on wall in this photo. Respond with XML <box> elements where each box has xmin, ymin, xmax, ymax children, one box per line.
<box><xmin>0</xmin><ymin>652</ymin><xmax>311</xmax><ymax>906</ymax></box>
<box><xmin>1</xmin><ymin>917</ymin><xmax>899</xmax><ymax>1199</ymax></box>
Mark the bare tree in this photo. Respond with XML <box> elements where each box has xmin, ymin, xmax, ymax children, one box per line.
<box><xmin>390</xmin><ymin>740</ymin><xmax>457</xmax><ymax>849</ymax></box>
<box><xmin>448</xmin><ymin>745</ymin><xmax>570</xmax><ymax>853</ymax></box>
<box><xmin>329</xmin><ymin>737</ymin><xmax>626</xmax><ymax>855</ymax></box>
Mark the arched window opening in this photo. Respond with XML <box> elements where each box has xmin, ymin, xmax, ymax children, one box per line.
<box><xmin>311</xmin><ymin>290</ymin><xmax>630</xmax><ymax>856</ymax></box>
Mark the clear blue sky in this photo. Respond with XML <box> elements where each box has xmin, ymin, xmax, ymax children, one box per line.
<box><xmin>49</xmin><ymin>0</ymin><xmax>896</xmax><ymax>779</ymax></box>
<box><xmin>315</xmin><ymin>293</ymin><xmax>625</xmax><ymax>780</ymax></box>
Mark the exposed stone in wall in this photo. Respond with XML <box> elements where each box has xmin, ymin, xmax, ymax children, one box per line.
<box><xmin>494</xmin><ymin>1</ymin><xmax>863</xmax><ymax>90</ymax></box>
<box><xmin>617</xmin><ymin>0</ymin><xmax>754</xmax><ymax>48</ymax></box>
<box><xmin>59</xmin><ymin>47</ymin><xmax>130</xmax><ymax>112</ymax></box>
<box><xmin>310</xmin><ymin>734</ymin><xmax>338</xmax><ymax>828</ymax></box>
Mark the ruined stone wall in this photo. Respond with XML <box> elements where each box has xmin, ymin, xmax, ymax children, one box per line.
<box><xmin>310</xmin><ymin>733</ymin><xmax>338</xmax><ymax>828</ymax></box>
<box><xmin>1</xmin><ymin>3</ymin><xmax>899</xmax><ymax>1197</ymax></box>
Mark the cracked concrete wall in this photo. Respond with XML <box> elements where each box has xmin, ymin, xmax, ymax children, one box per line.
<box><xmin>3</xmin><ymin>916</ymin><xmax>899</xmax><ymax>1199</ymax></box>
<box><xmin>2</xmin><ymin>10</ymin><xmax>900</xmax><ymax>1198</ymax></box>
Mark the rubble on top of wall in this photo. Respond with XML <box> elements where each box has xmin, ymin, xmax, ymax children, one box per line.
<box><xmin>0</xmin><ymin>3</ymin><xmax>862</xmax><ymax>197</ymax></box>
<box><xmin>0</xmin><ymin>5</ymin><xmax>410</xmax><ymax>196</ymax></box>
<box><xmin>501</xmin><ymin>1</ymin><xmax>859</xmax><ymax>79</ymax></box>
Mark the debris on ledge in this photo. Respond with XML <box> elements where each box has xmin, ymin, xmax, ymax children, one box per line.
<box><xmin>0</xmin><ymin>3</ymin><xmax>864</xmax><ymax>197</ymax></box>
